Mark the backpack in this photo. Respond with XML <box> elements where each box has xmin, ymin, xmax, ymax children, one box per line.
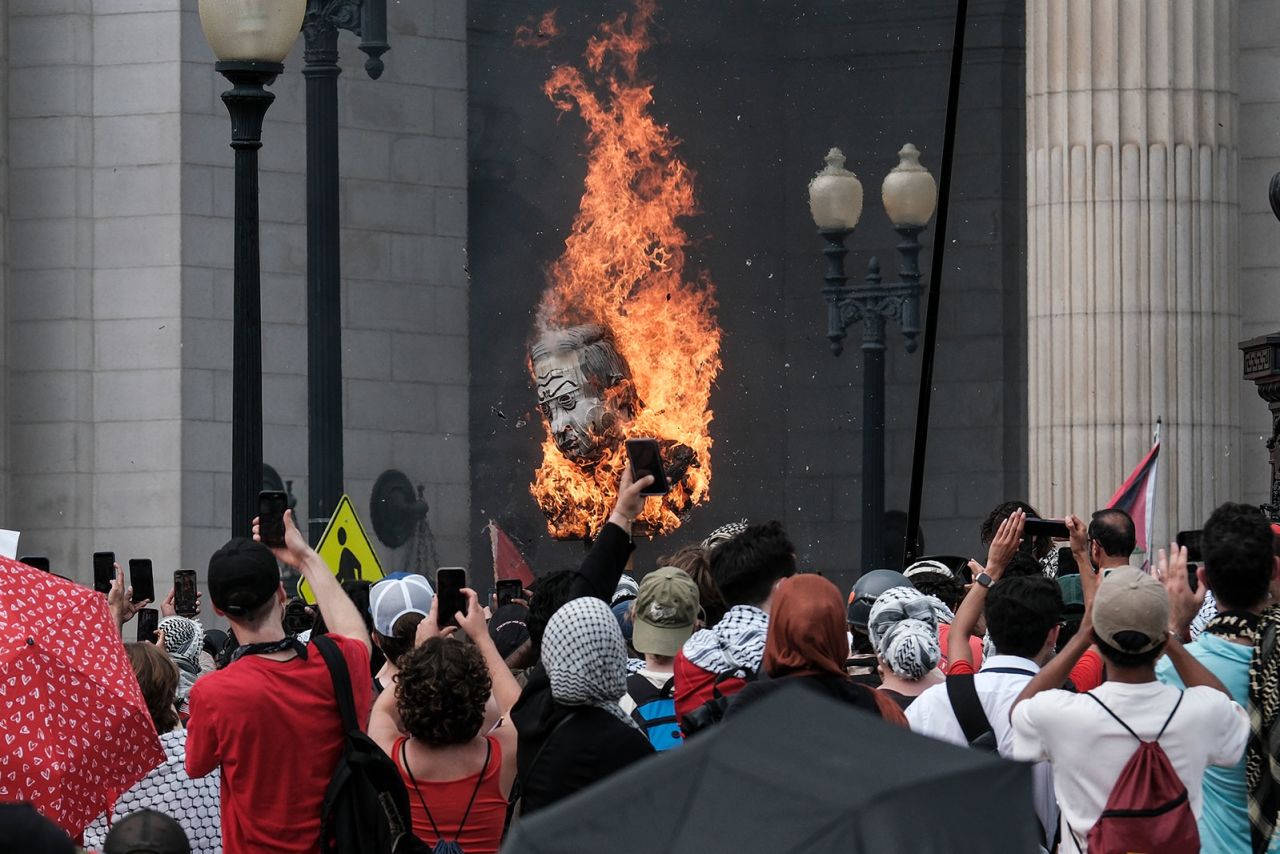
<box><xmin>945</xmin><ymin>667</ymin><xmax>1034</xmax><ymax>752</ymax></box>
<box><xmin>627</xmin><ymin>674</ymin><xmax>682</xmax><ymax>751</ymax></box>
<box><xmin>680</xmin><ymin>666</ymin><xmax>757</xmax><ymax>736</ymax></box>
<box><xmin>314</xmin><ymin>635</ymin><xmax>430</xmax><ymax>854</ymax></box>
<box><xmin>1076</xmin><ymin>691</ymin><xmax>1199</xmax><ymax>854</ymax></box>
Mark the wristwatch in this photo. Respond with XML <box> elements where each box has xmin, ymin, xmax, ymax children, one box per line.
<box><xmin>975</xmin><ymin>571</ymin><xmax>994</xmax><ymax>589</ymax></box>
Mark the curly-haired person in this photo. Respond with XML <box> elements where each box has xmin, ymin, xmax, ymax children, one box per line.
<box><xmin>369</xmin><ymin>589</ymin><xmax>520</xmax><ymax>854</ymax></box>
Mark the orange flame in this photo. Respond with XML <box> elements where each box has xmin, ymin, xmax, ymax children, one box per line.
<box><xmin>514</xmin><ymin>9</ymin><xmax>559</xmax><ymax>48</ymax></box>
<box><xmin>526</xmin><ymin>0</ymin><xmax>722</xmax><ymax>539</ymax></box>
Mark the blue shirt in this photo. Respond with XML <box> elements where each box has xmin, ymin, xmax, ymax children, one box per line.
<box><xmin>1156</xmin><ymin>632</ymin><xmax>1252</xmax><ymax>854</ymax></box>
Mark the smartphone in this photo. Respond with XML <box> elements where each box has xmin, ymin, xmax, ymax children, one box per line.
<box><xmin>436</xmin><ymin>567</ymin><xmax>468</xmax><ymax>628</ymax></box>
<box><xmin>1176</xmin><ymin>529</ymin><xmax>1203</xmax><ymax>563</ymax></box>
<box><xmin>136</xmin><ymin>607</ymin><xmax>159</xmax><ymax>643</ymax></box>
<box><xmin>19</xmin><ymin>555</ymin><xmax>49</xmax><ymax>573</ymax></box>
<box><xmin>1023</xmin><ymin>517</ymin><xmax>1070</xmax><ymax>540</ymax></box>
<box><xmin>129</xmin><ymin>558</ymin><xmax>155</xmax><ymax>604</ymax></box>
<box><xmin>282</xmin><ymin>597</ymin><xmax>313</xmax><ymax>635</ymax></box>
<box><xmin>174</xmin><ymin>569</ymin><xmax>198</xmax><ymax>618</ymax></box>
<box><xmin>496</xmin><ymin>578</ymin><xmax>523</xmax><ymax>608</ymax></box>
<box><xmin>258</xmin><ymin>490</ymin><xmax>289</xmax><ymax>549</ymax></box>
<box><xmin>625</xmin><ymin>438</ymin><xmax>671</xmax><ymax>496</ymax></box>
<box><xmin>93</xmin><ymin>551</ymin><xmax>116</xmax><ymax>595</ymax></box>
<box><xmin>1187</xmin><ymin>561</ymin><xmax>1200</xmax><ymax>593</ymax></box>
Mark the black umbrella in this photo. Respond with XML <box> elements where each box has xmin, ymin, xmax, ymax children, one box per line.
<box><xmin>504</xmin><ymin>682</ymin><xmax>1039</xmax><ymax>853</ymax></box>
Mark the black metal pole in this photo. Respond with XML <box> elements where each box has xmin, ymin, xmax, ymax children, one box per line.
<box><xmin>303</xmin><ymin>11</ymin><xmax>345</xmax><ymax>545</ymax></box>
<box><xmin>861</xmin><ymin>260</ymin><xmax>886</xmax><ymax>571</ymax></box>
<box><xmin>903</xmin><ymin>0</ymin><xmax>968</xmax><ymax>565</ymax></box>
<box><xmin>217</xmin><ymin>61</ymin><xmax>281</xmax><ymax>537</ymax></box>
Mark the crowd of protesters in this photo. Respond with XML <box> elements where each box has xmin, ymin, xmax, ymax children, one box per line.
<box><xmin>5</xmin><ymin>462</ymin><xmax>1280</xmax><ymax>853</ymax></box>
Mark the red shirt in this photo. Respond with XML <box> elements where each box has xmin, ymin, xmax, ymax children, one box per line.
<box><xmin>185</xmin><ymin>635</ymin><xmax>372</xmax><ymax>854</ymax></box>
<box><xmin>946</xmin><ymin>648</ymin><xmax>1105</xmax><ymax>690</ymax></box>
<box><xmin>673</xmin><ymin>651</ymin><xmax>747</xmax><ymax>723</ymax></box>
<box><xmin>393</xmin><ymin>736</ymin><xmax>507</xmax><ymax>854</ymax></box>
<box><xmin>938</xmin><ymin>624</ymin><xmax>984</xmax><ymax>673</ymax></box>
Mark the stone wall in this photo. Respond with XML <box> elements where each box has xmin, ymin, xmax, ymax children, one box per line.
<box><xmin>468</xmin><ymin>0</ymin><xmax>1027</xmax><ymax>590</ymax></box>
<box><xmin>4</xmin><ymin>0</ymin><xmax>470</xmax><ymax>591</ymax></box>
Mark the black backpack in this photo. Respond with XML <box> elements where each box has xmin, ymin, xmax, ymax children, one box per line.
<box><xmin>680</xmin><ymin>666</ymin><xmax>756</xmax><ymax>736</ymax></box>
<box><xmin>314</xmin><ymin>635</ymin><xmax>430</xmax><ymax>854</ymax></box>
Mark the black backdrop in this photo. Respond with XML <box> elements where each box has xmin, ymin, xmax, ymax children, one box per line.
<box><xmin>467</xmin><ymin>0</ymin><xmax>1028</xmax><ymax>594</ymax></box>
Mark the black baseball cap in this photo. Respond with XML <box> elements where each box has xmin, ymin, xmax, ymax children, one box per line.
<box><xmin>103</xmin><ymin>809</ymin><xmax>190</xmax><ymax>854</ymax></box>
<box><xmin>208</xmin><ymin>537</ymin><xmax>280</xmax><ymax>618</ymax></box>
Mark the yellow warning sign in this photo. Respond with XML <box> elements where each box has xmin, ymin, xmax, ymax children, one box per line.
<box><xmin>297</xmin><ymin>494</ymin><xmax>385</xmax><ymax>604</ymax></box>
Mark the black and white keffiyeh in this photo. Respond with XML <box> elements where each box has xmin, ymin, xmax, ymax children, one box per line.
<box><xmin>542</xmin><ymin>597</ymin><xmax>638</xmax><ymax>730</ymax></box>
<box><xmin>82</xmin><ymin>728</ymin><xmax>221</xmax><ymax>853</ymax></box>
<box><xmin>681</xmin><ymin>604</ymin><xmax>768</xmax><ymax>674</ymax></box>
<box><xmin>866</xmin><ymin>587</ymin><xmax>942</xmax><ymax>680</ymax></box>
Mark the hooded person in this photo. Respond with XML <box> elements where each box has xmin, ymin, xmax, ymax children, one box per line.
<box><xmin>157</xmin><ymin>615</ymin><xmax>208</xmax><ymax>720</ymax></box>
<box><xmin>866</xmin><ymin>586</ymin><xmax>946</xmax><ymax>709</ymax></box>
<box><xmin>515</xmin><ymin>597</ymin><xmax>653</xmax><ymax>814</ymax></box>
<box><xmin>725</xmin><ymin>573</ymin><xmax>907</xmax><ymax>726</ymax></box>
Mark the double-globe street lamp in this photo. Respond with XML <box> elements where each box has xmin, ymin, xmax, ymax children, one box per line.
<box><xmin>807</xmin><ymin>144</ymin><xmax>938</xmax><ymax>573</ymax></box>
<box><xmin>198</xmin><ymin>0</ymin><xmax>306</xmax><ymax>536</ymax></box>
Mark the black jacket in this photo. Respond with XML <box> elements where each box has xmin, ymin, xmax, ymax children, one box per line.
<box><xmin>511</xmin><ymin>522</ymin><xmax>644</xmax><ymax>813</ymax></box>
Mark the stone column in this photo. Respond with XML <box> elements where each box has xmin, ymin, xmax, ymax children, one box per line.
<box><xmin>1026</xmin><ymin>0</ymin><xmax>1239</xmax><ymax>543</ymax></box>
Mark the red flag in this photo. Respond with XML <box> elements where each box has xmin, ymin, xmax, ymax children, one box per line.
<box><xmin>1107</xmin><ymin>421</ymin><xmax>1161</xmax><ymax>555</ymax></box>
<box><xmin>488</xmin><ymin>521</ymin><xmax>535</xmax><ymax>587</ymax></box>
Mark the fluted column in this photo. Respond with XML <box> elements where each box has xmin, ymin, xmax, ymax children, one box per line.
<box><xmin>1027</xmin><ymin>0</ymin><xmax>1239</xmax><ymax>542</ymax></box>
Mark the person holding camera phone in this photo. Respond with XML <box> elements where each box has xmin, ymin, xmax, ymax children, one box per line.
<box><xmin>184</xmin><ymin>510</ymin><xmax>371</xmax><ymax>854</ymax></box>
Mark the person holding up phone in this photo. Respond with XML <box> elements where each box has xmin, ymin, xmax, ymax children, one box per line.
<box><xmin>184</xmin><ymin>510</ymin><xmax>372</xmax><ymax>854</ymax></box>
<box><xmin>106</xmin><ymin>563</ymin><xmax>152</xmax><ymax>634</ymax></box>
<box><xmin>1056</xmin><ymin>508</ymin><xmax>1141</xmax><ymax>613</ymax></box>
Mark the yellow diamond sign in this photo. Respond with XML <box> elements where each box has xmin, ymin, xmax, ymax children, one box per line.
<box><xmin>298</xmin><ymin>494</ymin><xmax>385</xmax><ymax>604</ymax></box>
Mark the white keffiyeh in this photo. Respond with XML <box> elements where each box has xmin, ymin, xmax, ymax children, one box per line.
<box><xmin>867</xmin><ymin>587</ymin><xmax>943</xmax><ymax>680</ymax></box>
<box><xmin>681</xmin><ymin>604</ymin><xmax>769</xmax><ymax>674</ymax></box>
<box><xmin>542</xmin><ymin>597</ymin><xmax>638</xmax><ymax>730</ymax></box>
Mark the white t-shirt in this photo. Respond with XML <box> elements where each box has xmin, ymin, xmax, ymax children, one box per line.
<box><xmin>1011</xmin><ymin>681</ymin><xmax>1249</xmax><ymax>851</ymax></box>
<box><xmin>907</xmin><ymin>655</ymin><xmax>1058</xmax><ymax>841</ymax></box>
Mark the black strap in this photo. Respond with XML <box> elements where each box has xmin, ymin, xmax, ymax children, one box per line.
<box><xmin>403</xmin><ymin>737</ymin><xmax>492</xmax><ymax>844</ymax></box>
<box><xmin>1084</xmin><ymin>690</ymin><xmax>1183</xmax><ymax>743</ymax></box>
<box><xmin>945</xmin><ymin>674</ymin><xmax>993</xmax><ymax>746</ymax></box>
<box><xmin>231</xmin><ymin>636</ymin><xmax>308</xmax><ymax>663</ymax></box>
<box><xmin>981</xmin><ymin>667</ymin><xmax>1037</xmax><ymax>677</ymax></box>
<box><xmin>314</xmin><ymin>635</ymin><xmax>358</xmax><ymax>736</ymax></box>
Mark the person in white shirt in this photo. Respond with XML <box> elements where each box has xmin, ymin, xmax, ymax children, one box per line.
<box><xmin>1011</xmin><ymin>554</ymin><xmax>1249</xmax><ymax>851</ymax></box>
<box><xmin>907</xmin><ymin>510</ymin><xmax>1063</xmax><ymax>844</ymax></box>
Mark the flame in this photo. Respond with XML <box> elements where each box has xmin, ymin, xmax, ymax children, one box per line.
<box><xmin>514</xmin><ymin>9</ymin><xmax>559</xmax><ymax>48</ymax></box>
<box><xmin>525</xmin><ymin>0</ymin><xmax>722</xmax><ymax>539</ymax></box>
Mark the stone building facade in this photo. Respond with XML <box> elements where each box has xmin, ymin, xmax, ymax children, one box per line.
<box><xmin>3</xmin><ymin>0</ymin><xmax>470</xmax><ymax>590</ymax></box>
<box><xmin>1</xmin><ymin>0</ymin><xmax>1276</xmax><ymax>594</ymax></box>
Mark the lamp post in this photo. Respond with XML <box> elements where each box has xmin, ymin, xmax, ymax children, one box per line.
<box><xmin>198</xmin><ymin>0</ymin><xmax>306</xmax><ymax>536</ymax></box>
<box><xmin>302</xmin><ymin>0</ymin><xmax>389</xmax><ymax>544</ymax></box>
<box><xmin>807</xmin><ymin>144</ymin><xmax>937</xmax><ymax>573</ymax></box>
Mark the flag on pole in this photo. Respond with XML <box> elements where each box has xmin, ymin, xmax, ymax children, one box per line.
<box><xmin>1107</xmin><ymin>419</ymin><xmax>1162</xmax><ymax>556</ymax></box>
<box><xmin>487</xmin><ymin>520</ymin><xmax>535</xmax><ymax>588</ymax></box>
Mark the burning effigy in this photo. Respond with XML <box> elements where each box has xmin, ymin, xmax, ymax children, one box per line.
<box><xmin>521</xmin><ymin>0</ymin><xmax>722</xmax><ymax>539</ymax></box>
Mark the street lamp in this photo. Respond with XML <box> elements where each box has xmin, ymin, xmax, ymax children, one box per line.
<box><xmin>807</xmin><ymin>144</ymin><xmax>937</xmax><ymax>573</ymax></box>
<box><xmin>302</xmin><ymin>0</ymin><xmax>389</xmax><ymax>544</ymax></box>
<box><xmin>198</xmin><ymin>0</ymin><xmax>306</xmax><ymax>536</ymax></box>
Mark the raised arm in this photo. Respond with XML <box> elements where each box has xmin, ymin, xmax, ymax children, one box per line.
<box><xmin>949</xmin><ymin>511</ymin><xmax>1024</xmax><ymax>668</ymax></box>
<box><xmin>256</xmin><ymin>509</ymin><xmax>370</xmax><ymax>650</ymax></box>
<box><xmin>573</xmin><ymin>467</ymin><xmax>652</xmax><ymax>601</ymax></box>
<box><xmin>455</xmin><ymin>588</ymin><xmax>523</xmax><ymax>713</ymax></box>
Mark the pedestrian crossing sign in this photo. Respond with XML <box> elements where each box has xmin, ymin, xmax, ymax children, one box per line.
<box><xmin>297</xmin><ymin>494</ymin><xmax>386</xmax><ymax>604</ymax></box>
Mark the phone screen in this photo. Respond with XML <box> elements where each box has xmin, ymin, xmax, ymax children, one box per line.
<box><xmin>129</xmin><ymin>558</ymin><xmax>155</xmax><ymax>604</ymax></box>
<box><xmin>436</xmin><ymin>568</ymin><xmax>468</xmax><ymax>628</ymax></box>
<box><xmin>93</xmin><ymin>552</ymin><xmax>116</xmax><ymax>595</ymax></box>
<box><xmin>174</xmin><ymin>569</ymin><xmax>198</xmax><ymax>617</ymax></box>
<box><xmin>496</xmin><ymin>579</ymin><xmax>523</xmax><ymax>608</ymax></box>
<box><xmin>136</xmin><ymin>608</ymin><xmax>159</xmax><ymax>643</ymax></box>
<box><xmin>625</xmin><ymin>438</ymin><xmax>671</xmax><ymax>496</ymax></box>
<box><xmin>19</xmin><ymin>555</ymin><xmax>49</xmax><ymax>573</ymax></box>
<box><xmin>258</xmin><ymin>491</ymin><xmax>288</xmax><ymax>548</ymax></box>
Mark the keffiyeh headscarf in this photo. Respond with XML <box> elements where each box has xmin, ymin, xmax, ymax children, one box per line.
<box><xmin>158</xmin><ymin>616</ymin><xmax>208</xmax><ymax>707</ymax></box>
<box><xmin>866</xmin><ymin>587</ymin><xmax>942</xmax><ymax>681</ymax></box>
<box><xmin>541</xmin><ymin>597</ymin><xmax>638</xmax><ymax>730</ymax></box>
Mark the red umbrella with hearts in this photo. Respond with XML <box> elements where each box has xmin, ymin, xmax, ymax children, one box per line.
<box><xmin>0</xmin><ymin>556</ymin><xmax>164</xmax><ymax>836</ymax></box>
